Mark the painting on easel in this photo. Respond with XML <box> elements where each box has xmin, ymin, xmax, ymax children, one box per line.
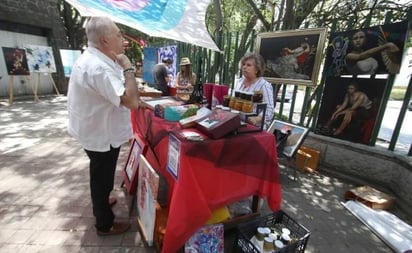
<box><xmin>25</xmin><ymin>45</ymin><xmax>56</xmax><ymax>73</ymax></box>
<box><xmin>2</xmin><ymin>47</ymin><xmax>30</xmax><ymax>75</ymax></box>
<box><xmin>60</xmin><ymin>49</ymin><xmax>82</xmax><ymax>77</ymax></box>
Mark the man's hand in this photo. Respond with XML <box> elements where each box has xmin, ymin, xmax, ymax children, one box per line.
<box><xmin>111</xmin><ymin>52</ymin><xmax>132</xmax><ymax>69</ymax></box>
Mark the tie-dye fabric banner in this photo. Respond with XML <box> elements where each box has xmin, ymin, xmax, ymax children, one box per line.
<box><xmin>64</xmin><ymin>0</ymin><xmax>220</xmax><ymax>51</ymax></box>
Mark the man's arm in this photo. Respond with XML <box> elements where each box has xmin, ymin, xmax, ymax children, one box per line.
<box><xmin>121</xmin><ymin>70</ymin><xmax>139</xmax><ymax>109</ymax></box>
<box><xmin>114</xmin><ymin>53</ymin><xmax>139</xmax><ymax>109</ymax></box>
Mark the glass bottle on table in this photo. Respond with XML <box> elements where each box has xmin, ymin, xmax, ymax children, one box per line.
<box><xmin>229</xmin><ymin>91</ymin><xmax>240</xmax><ymax>109</ymax></box>
<box><xmin>233</xmin><ymin>91</ymin><xmax>244</xmax><ymax>111</ymax></box>
<box><xmin>253</xmin><ymin>90</ymin><xmax>263</xmax><ymax>103</ymax></box>
<box><xmin>242</xmin><ymin>92</ymin><xmax>254</xmax><ymax>113</ymax></box>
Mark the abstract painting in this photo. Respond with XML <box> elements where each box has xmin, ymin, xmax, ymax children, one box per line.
<box><xmin>25</xmin><ymin>45</ymin><xmax>56</xmax><ymax>73</ymax></box>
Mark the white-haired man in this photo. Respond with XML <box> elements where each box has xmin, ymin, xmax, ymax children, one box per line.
<box><xmin>67</xmin><ymin>16</ymin><xmax>139</xmax><ymax>236</ymax></box>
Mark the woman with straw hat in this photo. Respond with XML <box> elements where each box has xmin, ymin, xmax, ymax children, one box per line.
<box><xmin>175</xmin><ymin>57</ymin><xmax>197</xmax><ymax>95</ymax></box>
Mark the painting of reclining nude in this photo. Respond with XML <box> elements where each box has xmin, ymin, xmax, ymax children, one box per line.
<box><xmin>315</xmin><ymin>76</ymin><xmax>386</xmax><ymax>144</ymax></box>
<box><xmin>256</xmin><ymin>28</ymin><xmax>327</xmax><ymax>86</ymax></box>
<box><xmin>323</xmin><ymin>20</ymin><xmax>407</xmax><ymax>76</ymax></box>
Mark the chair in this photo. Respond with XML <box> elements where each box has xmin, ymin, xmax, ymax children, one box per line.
<box><xmin>267</xmin><ymin>119</ymin><xmax>310</xmax><ymax>180</ymax></box>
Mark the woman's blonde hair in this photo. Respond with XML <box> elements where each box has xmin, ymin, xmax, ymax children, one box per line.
<box><xmin>240</xmin><ymin>52</ymin><xmax>266</xmax><ymax>77</ymax></box>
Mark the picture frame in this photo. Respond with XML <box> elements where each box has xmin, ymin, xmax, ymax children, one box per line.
<box><xmin>2</xmin><ymin>47</ymin><xmax>30</xmax><ymax>76</ymax></box>
<box><xmin>59</xmin><ymin>49</ymin><xmax>82</xmax><ymax>77</ymax></box>
<box><xmin>122</xmin><ymin>134</ymin><xmax>147</xmax><ymax>195</ymax></box>
<box><xmin>323</xmin><ymin>21</ymin><xmax>407</xmax><ymax>76</ymax></box>
<box><xmin>267</xmin><ymin>120</ymin><xmax>309</xmax><ymax>158</ymax></box>
<box><xmin>316</xmin><ymin>76</ymin><xmax>386</xmax><ymax>144</ymax></box>
<box><xmin>256</xmin><ymin>28</ymin><xmax>327</xmax><ymax>86</ymax></box>
<box><xmin>25</xmin><ymin>45</ymin><xmax>57</xmax><ymax>73</ymax></box>
<box><xmin>136</xmin><ymin>154</ymin><xmax>159</xmax><ymax>247</ymax></box>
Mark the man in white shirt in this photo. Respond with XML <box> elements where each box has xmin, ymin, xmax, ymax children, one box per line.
<box><xmin>67</xmin><ymin>16</ymin><xmax>139</xmax><ymax>236</ymax></box>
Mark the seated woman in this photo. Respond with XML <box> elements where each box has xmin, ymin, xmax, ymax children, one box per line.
<box><xmin>175</xmin><ymin>57</ymin><xmax>196</xmax><ymax>94</ymax></box>
<box><xmin>324</xmin><ymin>82</ymin><xmax>373</xmax><ymax>136</ymax></box>
<box><xmin>233</xmin><ymin>52</ymin><xmax>275</xmax><ymax>130</ymax></box>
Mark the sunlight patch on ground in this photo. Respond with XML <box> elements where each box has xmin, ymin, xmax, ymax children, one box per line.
<box><xmin>0</xmin><ymin>137</ymin><xmax>41</xmax><ymax>154</ymax></box>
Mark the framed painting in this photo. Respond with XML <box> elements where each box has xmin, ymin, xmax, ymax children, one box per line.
<box><xmin>136</xmin><ymin>154</ymin><xmax>159</xmax><ymax>247</ymax></box>
<box><xmin>323</xmin><ymin>20</ymin><xmax>407</xmax><ymax>77</ymax></box>
<box><xmin>25</xmin><ymin>45</ymin><xmax>57</xmax><ymax>73</ymax></box>
<box><xmin>59</xmin><ymin>49</ymin><xmax>82</xmax><ymax>77</ymax></box>
<box><xmin>315</xmin><ymin>76</ymin><xmax>386</xmax><ymax>145</ymax></box>
<box><xmin>2</xmin><ymin>47</ymin><xmax>30</xmax><ymax>75</ymax></box>
<box><xmin>256</xmin><ymin>28</ymin><xmax>327</xmax><ymax>86</ymax></box>
<box><xmin>267</xmin><ymin>120</ymin><xmax>309</xmax><ymax>158</ymax></box>
<box><xmin>122</xmin><ymin>135</ymin><xmax>147</xmax><ymax>195</ymax></box>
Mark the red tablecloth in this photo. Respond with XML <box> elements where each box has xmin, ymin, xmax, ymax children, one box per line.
<box><xmin>131</xmin><ymin>106</ymin><xmax>281</xmax><ymax>253</ymax></box>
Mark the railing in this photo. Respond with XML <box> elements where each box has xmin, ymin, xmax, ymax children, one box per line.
<box><xmin>173</xmin><ymin>13</ymin><xmax>412</xmax><ymax>156</ymax></box>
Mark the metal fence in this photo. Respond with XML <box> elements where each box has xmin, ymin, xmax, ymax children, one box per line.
<box><xmin>174</xmin><ymin>13</ymin><xmax>412</xmax><ymax>156</ymax></box>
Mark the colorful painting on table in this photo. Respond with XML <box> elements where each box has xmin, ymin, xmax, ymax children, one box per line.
<box><xmin>324</xmin><ymin>21</ymin><xmax>408</xmax><ymax>76</ymax></box>
<box><xmin>2</xmin><ymin>47</ymin><xmax>30</xmax><ymax>75</ymax></box>
<box><xmin>185</xmin><ymin>223</ymin><xmax>224</xmax><ymax>253</ymax></box>
<box><xmin>25</xmin><ymin>45</ymin><xmax>57</xmax><ymax>73</ymax></box>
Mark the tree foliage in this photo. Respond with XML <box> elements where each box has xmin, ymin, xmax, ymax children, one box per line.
<box><xmin>57</xmin><ymin>0</ymin><xmax>86</xmax><ymax>49</ymax></box>
<box><xmin>57</xmin><ymin>0</ymin><xmax>410</xmax><ymax>81</ymax></box>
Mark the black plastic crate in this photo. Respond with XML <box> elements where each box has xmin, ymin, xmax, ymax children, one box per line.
<box><xmin>233</xmin><ymin>210</ymin><xmax>310</xmax><ymax>253</ymax></box>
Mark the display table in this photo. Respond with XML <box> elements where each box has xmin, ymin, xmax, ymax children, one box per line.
<box><xmin>131</xmin><ymin>105</ymin><xmax>281</xmax><ymax>253</ymax></box>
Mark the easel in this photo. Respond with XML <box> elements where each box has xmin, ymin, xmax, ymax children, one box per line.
<box><xmin>8</xmin><ymin>75</ymin><xmax>14</xmax><ymax>104</ymax></box>
<box><xmin>33</xmin><ymin>72</ymin><xmax>61</xmax><ymax>98</ymax></box>
<box><xmin>8</xmin><ymin>72</ymin><xmax>60</xmax><ymax>105</ymax></box>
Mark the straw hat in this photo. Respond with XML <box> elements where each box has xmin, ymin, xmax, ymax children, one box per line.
<box><xmin>180</xmin><ymin>57</ymin><xmax>191</xmax><ymax>65</ymax></box>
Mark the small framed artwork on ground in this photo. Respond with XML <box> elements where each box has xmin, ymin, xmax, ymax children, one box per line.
<box><xmin>136</xmin><ymin>154</ymin><xmax>159</xmax><ymax>247</ymax></box>
<box><xmin>267</xmin><ymin>120</ymin><xmax>309</xmax><ymax>158</ymax></box>
<box><xmin>122</xmin><ymin>135</ymin><xmax>147</xmax><ymax>195</ymax></box>
<box><xmin>256</xmin><ymin>28</ymin><xmax>327</xmax><ymax>86</ymax></box>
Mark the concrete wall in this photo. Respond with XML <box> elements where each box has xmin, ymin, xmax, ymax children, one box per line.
<box><xmin>302</xmin><ymin>133</ymin><xmax>412</xmax><ymax>213</ymax></box>
<box><xmin>0</xmin><ymin>0</ymin><xmax>69</xmax><ymax>96</ymax></box>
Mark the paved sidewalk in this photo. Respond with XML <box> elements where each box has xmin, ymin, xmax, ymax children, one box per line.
<box><xmin>0</xmin><ymin>95</ymin><xmax>408</xmax><ymax>253</ymax></box>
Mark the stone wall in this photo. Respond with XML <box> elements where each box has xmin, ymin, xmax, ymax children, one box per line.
<box><xmin>0</xmin><ymin>0</ymin><xmax>69</xmax><ymax>94</ymax></box>
<box><xmin>302</xmin><ymin>133</ymin><xmax>412</xmax><ymax>214</ymax></box>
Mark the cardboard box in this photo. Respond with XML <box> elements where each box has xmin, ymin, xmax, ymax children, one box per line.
<box><xmin>196</xmin><ymin>109</ymin><xmax>241</xmax><ymax>139</ymax></box>
<box><xmin>344</xmin><ymin>185</ymin><xmax>395</xmax><ymax>210</ymax></box>
<box><xmin>296</xmin><ymin>145</ymin><xmax>320</xmax><ymax>172</ymax></box>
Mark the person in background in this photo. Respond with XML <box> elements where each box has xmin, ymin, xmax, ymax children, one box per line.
<box><xmin>153</xmin><ymin>57</ymin><xmax>173</xmax><ymax>96</ymax></box>
<box><xmin>234</xmin><ymin>52</ymin><xmax>275</xmax><ymax>130</ymax></box>
<box><xmin>67</xmin><ymin>16</ymin><xmax>139</xmax><ymax>236</ymax></box>
<box><xmin>175</xmin><ymin>57</ymin><xmax>197</xmax><ymax>93</ymax></box>
<box><xmin>324</xmin><ymin>82</ymin><xmax>373</xmax><ymax>136</ymax></box>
